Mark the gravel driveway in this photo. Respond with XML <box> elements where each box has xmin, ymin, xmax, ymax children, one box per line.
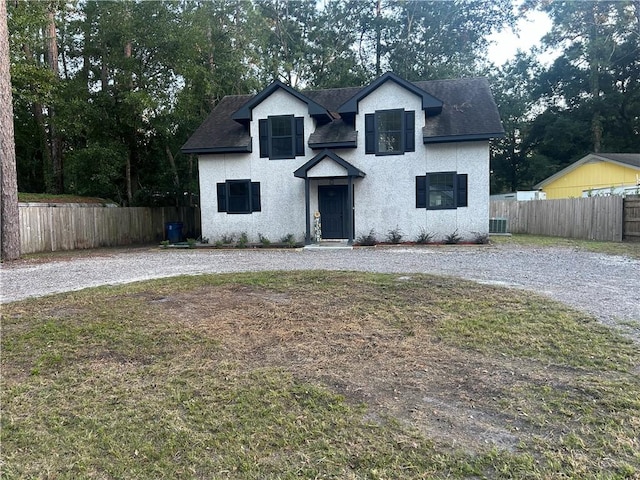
<box><xmin>2</xmin><ymin>244</ymin><xmax>639</xmax><ymax>342</ymax></box>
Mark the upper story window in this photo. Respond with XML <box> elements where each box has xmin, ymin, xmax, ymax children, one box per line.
<box><xmin>365</xmin><ymin>109</ymin><xmax>415</xmax><ymax>156</ymax></box>
<box><xmin>259</xmin><ymin>115</ymin><xmax>305</xmax><ymax>159</ymax></box>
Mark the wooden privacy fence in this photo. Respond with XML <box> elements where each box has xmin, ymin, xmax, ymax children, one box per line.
<box><xmin>624</xmin><ymin>195</ymin><xmax>640</xmax><ymax>242</ymax></box>
<box><xmin>19</xmin><ymin>204</ymin><xmax>200</xmax><ymax>254</ymax></box>
<box><xmin>490</xmin><ymin>196</ymin><xmax>626</xmax><ymax>242</ymax></box>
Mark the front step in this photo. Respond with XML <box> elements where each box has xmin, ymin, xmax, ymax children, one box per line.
<box><xmin>304</xmin><ymin>240</ymin><xmax>352</xmax><ymax>250</ymax></box>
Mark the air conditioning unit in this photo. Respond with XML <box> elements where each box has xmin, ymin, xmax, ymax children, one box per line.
<box><xmin>489</xmin><ymin>217</ymin><xmax>509</xmax><ymax>234</ymax></box>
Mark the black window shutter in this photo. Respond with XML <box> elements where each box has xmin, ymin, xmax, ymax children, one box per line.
<box><xmin>259</xmin><ymin>119</ymin><xmax>269</xmax><ymax>158</ymax></box>
<box><xmin>457</xmin><ymin>174</ymin><xmax>468</xmax><ymax>207</ymax></box>
<box><xmin>295</xmin><ymin>117</ymin><xmax>304</xmax><ymax>156</ymax></box>
<box><xmin>251</xmin><ymin>182</ymin><xmax>261</xmax><ymax>212</ymax></box>
<box><xmin>404</xmin><ymin>111</ymin><xmax>415</xmax><ymax>152</ymax></box>
<box><xmin>217</xmin><ymin>183</ymin><xmax>227</xmax><ymax>212</ymax></box>
<box><xmin>365</xmin><ymin>114</ymin><xmax>375</xmax><ymax>154</ymax></box>
<box><xmin>416</xmin><ymin>176</ymin><xmax>426</xmax><ymax>208</ymax></box>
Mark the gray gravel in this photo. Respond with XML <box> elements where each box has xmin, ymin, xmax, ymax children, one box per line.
<box><xmin>2</xmin><ymin>244</ymin><xmax>639</xmax><ymax>342</ymax></box>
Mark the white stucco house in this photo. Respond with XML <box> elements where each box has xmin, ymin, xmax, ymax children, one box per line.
<box><xmin>182</xmin><ymin>72</ymin><xmax>504</xmax><ymax>245</ymax></box>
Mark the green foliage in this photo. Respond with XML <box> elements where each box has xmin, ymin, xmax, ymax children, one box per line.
<box><xmin>472</xmin><ymin>232</ymin><xmax>490</xmax><ymax>245</ymax></box>
<box><xmin>237</xmin><ymin>232</ymin><xmax>248</xmax><ymax>248</ymax></box>
<box><xmin>415</xmin><ymin>227</ymin><xmax>434</xmax><ymax>244</ymax></box>
<box><xmin>2</xmin><ymin>272</ymin><xmax>639</xmax><ymax>477</ymax></box>
<box><xmin>386</xmin><ymin>226</ymin><xmax>403</xmax><ymax>244</ymax></box>
<box><xmin>443</xmin><ymin>230</ymin><xmax>462</xmax><ymax>244</ymax></box>
<box><xmin>220</xmin><ymin>234</ymin><xmax>235</xmax><ymax>245</ymax></box>
<box><xmin>279</xmin><ymin>233</ymin><xmax>297</xmax><ymax>247</ymax></box>
<box><xmin>356</xmin><ymin>229</ymin><xmax>377</xmax><ymax>246</ymax></box>
<box><xmin>258</xmin><ymin>233</ymin><xmax>271</xmax><ymax>246</ymax></box>
<box><xmin>9</xmin><ymin>0</ymin><xmax>638</xmax><ymax>200</ymax></box>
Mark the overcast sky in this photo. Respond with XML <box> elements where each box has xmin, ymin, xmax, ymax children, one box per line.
<box><xmin>487</xmin><ymin>7</ymin><xmax>554</xmax><ymax>66</ymax></box>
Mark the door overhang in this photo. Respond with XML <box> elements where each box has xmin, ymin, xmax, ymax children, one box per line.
<box><xmin>294</xmin><ymin>150</ymin><xmax>366</xmax><ymax>245</ymax></box>
<box><xmin>293</xmin><ymin>149</ymin><xmax>366</xmax><ymax>180</ymax></box>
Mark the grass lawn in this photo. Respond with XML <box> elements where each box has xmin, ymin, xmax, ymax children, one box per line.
<box><xmin>492</xmin><ymin>234</ymin><xmax>640</xmax><ymax>259</ymax></box>
<box><xmin>2</xmin><ymin>271</ymin><xmax>639</xmax><ymax>479</ymax></box>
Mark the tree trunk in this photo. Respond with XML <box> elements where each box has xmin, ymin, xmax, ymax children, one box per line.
<box><xmin>589</xmin><ymin>4</ymin><xmax>603</xmax><ymax>153</ymax></box>
<box><xmin>46</xmin><ymin>5</ymin><xmax>63</xmax><ymax>193</ymax></box>
<box><xmin>375</xmin><ymin>0</ymin><xmax>382</xmax><ymax>76</ymax></box>
<box><xmin>124</xmin><ymin>40</ymin><xmax>133</xmax><ymax>205</ymax></box>
<box><xmin>1</xmin><ymin>0</ymin><xmax>21</xmax><ymax>260</ymax></box>
<box><xmin>165</xmin><ymin>145</ymin><xmax>181</xmax><ymax>206</ymax></box>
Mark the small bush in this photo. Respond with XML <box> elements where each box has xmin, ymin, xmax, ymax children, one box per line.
<box><xmin>386</xmin><ymin>226</ymin><xmax>403</xmax><ymax>244</ymax></box>
<box><xmin>187</xmin><ymin>238</ymin><xmax>197</xmax><ymax>248</ymax></box>
<box><xmin>237</xmin><ymin>232</ymin><xmax>248</xmax><ymax>248</ymax></box>
<box><xmin>472</xmin><ymin>232</ymin><xmax>490</xmax><ymax>245</ymax></box>
<box><xmin>258</xmin><ymin>233</ymin><xmax>271</xmax><ymax>246</ymax></box>
<box><xmin>444</xmin><ymin>230</ymin><xmax>462</xmax><ymax>245</ymax></box>
<box><xmin>160</xmin><ymin>240</ymin><xmax>170</xmax><ymax>247</ymax></box>
<box><xmin>415</xmin><ymin>228</ymin><xmax>434</xmax><ymax>244</ymax></box>
<box><xmin>280</xmin><ymin>233</ymin><xmax>296</xmax><ymax>247</ymax></box>
<box><xmin>220</xmin><ymin>234</ymin><xmax>234</xmax><ymax>245</ymax></box>
<box><xmin>356</xmin><ymin>229</ymin><xmax>377</xmax><ymax>246</ymax></box>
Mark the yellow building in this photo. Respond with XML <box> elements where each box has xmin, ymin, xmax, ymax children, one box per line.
<box><xmin>535</xmin><ymin>153</ymin><xmax>640</xmax><ymax>199</ymax></box>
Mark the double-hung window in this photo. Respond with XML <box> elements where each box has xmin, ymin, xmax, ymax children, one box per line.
<box><xmin>217</xmin><ymin>180</ymin><xmax>261</xmax><ymax>214</ymax></box>
<box><xmin>416</xmin><ymin>172</ymin><xmax>468</xmax><ymax>210</ymax></box>
<box><xmin>259</xmin><ymin>115</ymin><xmax>305</xmax><ymax>159</ymax></box>
<box><xmin>365</xmin><ymin>109</ymin><xmax>415</xmax><ymax>155</ymax></box>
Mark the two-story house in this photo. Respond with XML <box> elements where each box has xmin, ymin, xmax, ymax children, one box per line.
<box><xmin>182</xmin><ymin>72</ymin><xmax>504</xmax><ymax>245</ymax></box>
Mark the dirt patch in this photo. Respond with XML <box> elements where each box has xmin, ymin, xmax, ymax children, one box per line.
<box><xmin>145</xmin><ymin>284</ymin><xmax>583</xmax><ymax>453</ymax></box>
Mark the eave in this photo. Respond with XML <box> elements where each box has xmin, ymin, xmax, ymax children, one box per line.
<box><xmin>423</xmin><ymin>132</ymin><xmax>505</xmax><ymax>144</ymax></box>
<box><xmin>231</xmin><ymin>80</ymin><xmax>333</xmax><ymax>123</ymax></box>
<box><xmin>338</xmin><ymin>72</ymin><xmax>443</xmax><ymax>116</ymax></box>
<box><xmin>181</xmin><ymin>145</ymin><xmax>252</xmax><ymax>155</ymax></box>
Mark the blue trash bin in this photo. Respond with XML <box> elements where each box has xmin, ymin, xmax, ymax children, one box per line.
<box><xmin>165</xmin><ymin>222</ymin><xmax>183</xmax><ymax>244</ymax></box>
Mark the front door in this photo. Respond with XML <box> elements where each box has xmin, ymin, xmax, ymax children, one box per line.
<box><xmin>318</xmin><ymin>185</ymin><xmax>348</xmax><ymax>239</ymax></box>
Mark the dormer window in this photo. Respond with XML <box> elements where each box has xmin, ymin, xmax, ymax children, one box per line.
<box><xmin>365</xmin><ymin>109</ymin><xmax>415</xmax><ymax>156</ymax></box>
<box><xmin>259</xmin><ymin>115</ymin><xmax>305</xmax><ymax>160</ymax></box>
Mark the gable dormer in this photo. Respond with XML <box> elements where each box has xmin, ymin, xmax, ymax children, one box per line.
<box><xmin>337</xmin><ymin>72</ymin><xmax>443</xmax><ymax>118</ymax></box>
<box><xmin>231</xmin><ymin>81</ymin><xmax>334</xmax><ymax>160</ymax></box>
<box><xmin>231</xmin><ymin>80</ymin><xmax>333</xmax><ymax>124</ymax></box>
<box><xmin>336</xmin><ymin>72</ymin><xmax>443</xmax><ymax>156</ymax></box>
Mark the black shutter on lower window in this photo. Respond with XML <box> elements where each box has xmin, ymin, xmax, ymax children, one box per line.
<box><xmin>457</xmin><ymin>174</ymin><xmax>468</xmax><ymax>207</ymax></box>
<box><xmin>416</xmin><ymin>176</ymin><xmax>426</xmax><ymax>208</ymax></box>
<box><xmin>365</xmin><ymin>114</ymin><xmax>375</xmax><ymax>154</ymax></box>
<box><xmin>217</xmin><ymin>183</ymin><xmax>227</xmax><ymax>212</ymax></box>
<box><xmin>259</xmin><ymin>119</ymin><xmax>269</xmax><ymax>158</ymax></box>
<box><xmin>295</xmin><ymin>117</ymin><xmax>305</xmax><ymax>156</ymax></box>
<box><xmin>251</xmin><ymin>182</ymin><xmax>261</xmax><ymax>212</ymax></box>
<box><xmin>404</xmin><ymin>111</ymin><xmax>415</xmax><ymax>152</ymax></box>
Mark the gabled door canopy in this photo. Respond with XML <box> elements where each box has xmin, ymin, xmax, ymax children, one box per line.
<box><xmin>294</xmin><ymin>149</ymin><xmax>366</xmax><ymax>179</ymax></box>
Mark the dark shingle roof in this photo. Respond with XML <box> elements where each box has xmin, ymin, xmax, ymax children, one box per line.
<box><xmin>416</xmin><ymin>78</ymin><xmax>504</xmax><ymax>142</ymax></box>
<box><xmin>182</xmin><ymin>76</ymin><xmax>504</xmax><ymax>153</ymax></box>
<box><xmin>181</xmin><ymin>95</ymin><xmax>252</xmax><ymax>153</ymax></box>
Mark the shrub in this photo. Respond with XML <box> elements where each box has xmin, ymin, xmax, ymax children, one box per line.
<box><xmin>444</xmin><ymin>230</ymin><xmax>462</xmax><ymax>244</ymax></box>
<box><xmin>258</xmin><ymin>233</ymin><xmax>271</xmax><ymax>246</ymax></box>
<box><xmin>415</xmin><ymin>227</ymin><xmax>433</xmax><ymax>244</ymax></box>
<box><xmin>472</xmin><ymin>232</ymin><xmax>490</xmax><ymax>245</ymax></box>
<box><xmin>220</xmin><ymin>233</ymin><xmax>234</xmax><ymax>245</ymax></box>
<box><xmin>187</xmin><ymin>238</ymin><xmax>197</xmax><ymax>248</ymax></box>
<box><xmin>237</xmin><ymin>232</ymin><xmax>248</xmax><ymax>248</ymax></box>
<box><xmin>356</xmin><ymin>229</ymin><xmax>377</xmax><ymax>246</ymax></box>
<box><xmin>280</xmin><ymin>233</ymin><xmax>296</xmax><ymax>247</ymax></box>
<box><xmin>386</xmin><ymin>226</ymin><xmax>403</xmax><ymax>244</ymax></box>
